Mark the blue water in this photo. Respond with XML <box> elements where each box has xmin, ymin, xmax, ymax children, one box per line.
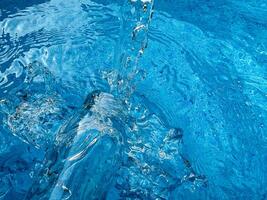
<box><xmin>1</xmin><ymin>0</ymin><xmax>267</xmax><ymax>199</ymax></box>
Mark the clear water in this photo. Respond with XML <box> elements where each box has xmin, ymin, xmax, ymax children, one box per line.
<box><xmin>0</xmin><ymin>0</ymin><xmax>267</xmax><ymax>199</ymax></box>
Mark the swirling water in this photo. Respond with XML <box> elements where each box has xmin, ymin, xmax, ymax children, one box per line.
<box><xmin>0</xmin><ymin>0</ymin><xmax>267</xmax><ymax>199</ymax></box>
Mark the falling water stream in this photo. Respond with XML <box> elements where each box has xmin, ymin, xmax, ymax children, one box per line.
<box><xmin>112</xmin><ymin>0</ymin><xmax>154</xmax><ymax>98</ymax></box>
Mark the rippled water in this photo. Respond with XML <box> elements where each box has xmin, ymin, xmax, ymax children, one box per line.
<box><xmin>1</xmin><ymin>0</ymin><xmax>267</xmax><ymax>199</ymax></box>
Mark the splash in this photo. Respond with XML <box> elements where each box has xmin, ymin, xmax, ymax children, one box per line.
<box><xmin>26</xmin><ymin>91</ymin><xmax>125</xmax><ymax>200</ymax></box>
<box><xmin>23</xmin><ymin>1</ymin><xmax>207</xmax><ymax>199</ymax></box>
<box><xmin>24</xmin><ymin>1</ymin><xmax>157</xmax><ymax>199</ymax></box>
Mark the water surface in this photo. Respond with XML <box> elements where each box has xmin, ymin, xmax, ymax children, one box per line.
<box><xmin>0</xmin><ymin>0</ymin><xmax>267</xmax><ymax>199</ymax></box>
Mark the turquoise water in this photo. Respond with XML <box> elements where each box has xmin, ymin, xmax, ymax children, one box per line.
<box><xmin>0</xmin><ymin>0</ymin><xmax>267</xmax><ymax>199</ymax></box>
